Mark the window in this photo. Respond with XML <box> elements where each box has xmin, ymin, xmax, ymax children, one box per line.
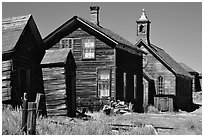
<box><xmin>138</xmin><ymin>24</ymin><xmax>146</xmax><ymax>34</ymax></box>
<box><xmin>82</xmin><ymin>38</ymin><xmax>95</xmax><ymax>59</ymax></box>
<box><xmin>139</xmin><ymin>24</ymin><xmax>144</xmax><ymax>32</ymax></box>
<box><xmin>97</xmin><ymin>69</ymin><xmax>111</xmax><ymax>98</ymax></box>
<box><xmin>158</xmin><ymin>76</ymin><xmax>164</xmax><ymax>94</ymax></box>
<box><xmin>60</xmin><ymin>38</ymin><xmax>73</xmax><ymax>50</ymax></box>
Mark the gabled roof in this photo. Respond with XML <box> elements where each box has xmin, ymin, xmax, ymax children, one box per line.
<box><xmin>136</xmin><ymin>39</ymin><xmax>193</xmax><ymax>78</ymax></box>
<box><xmin>179</xmin><ymin>63</ymin><xmax>198</xmax><ymax>74</ymax></box>
<box><xmin>43</xmin><ymin>16</ymin><xmax>145</xmax><ymax>56</ymax></box>
<box><xmin>41</xmin><ymin>48</ymin><xmax>72</xmax><ymax>65</ymax></box>
<box><xmin>2</xmin><ymin>14</ymin><xmax>44</xmax><ymax>56</ymax></box>
<box><xmin>2</xmin><ymin>15</ymin><xmax>31</xmax><ymax>54</ymax></box>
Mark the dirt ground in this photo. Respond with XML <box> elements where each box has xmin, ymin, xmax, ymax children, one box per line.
<box><xmin>85</xmin><ymin>106</ymin><xmax>202</xmax><ymax>135</ymax></box>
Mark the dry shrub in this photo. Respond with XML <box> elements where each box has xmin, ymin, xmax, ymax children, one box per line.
<box><xmin>2</xmin><ymin>107</ymin><xmax>22</xmax><ymax>135</ymax></box>
<box><xmin>146</xmin><ymin>105</ymin><xmax>159</xmax><ymax>113</ymax></box>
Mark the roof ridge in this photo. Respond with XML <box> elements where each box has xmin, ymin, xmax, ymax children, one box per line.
<box><xmin>77</xmin><ymin>16</ymin><xmax>140</xmax><ymax>48</ymax></box>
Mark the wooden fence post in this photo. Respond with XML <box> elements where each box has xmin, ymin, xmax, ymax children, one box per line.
<box><xmin>27</xmin><ymin>102</ymin><xmax>36</xmax><ymax>135</ymax></box>
<box><xmin>35</xmin><ymin>93</ymin><xmax>43</xmax><ymax>117</ymax></box>
<box><xmin>21</xmin><ymin>93</ymin><xmax>28</xmax><ymax>134</ymax></box>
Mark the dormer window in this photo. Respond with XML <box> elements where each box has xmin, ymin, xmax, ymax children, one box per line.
<box><xmin>82</xmin><ymin>37</ymin><xmax>95</xmax><ymax>59</ymax></box>
<box><xmin>60</xmin><ymin>38</ymin><xmax>73</xmax><ymax>50</ymax></box>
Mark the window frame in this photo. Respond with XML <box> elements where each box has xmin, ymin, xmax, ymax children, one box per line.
<box><xmin>82</xmin><ymin>37</ymin><xmax>96</xmax><ymax>60</ymax></box>
<box><xmin>97</xmin><ymin>68</ymin><xmax>111</xmax><ymax>98</ymax></box>
<box><xmin>157</xmin><ymin>76</ymin><xmax>164</xmax><ymax>94</ymax></box>
<box><xmin>60</xmin><ymin>38</ymin><xmax>74</xmax><ymax>50</ymax></box>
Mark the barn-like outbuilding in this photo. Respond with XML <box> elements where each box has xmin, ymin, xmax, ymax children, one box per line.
<box><xmin>41</xmin><ymin>48</ymin><xmax>76</xmax><ymax>117</ymax></box>
<box><xmin>2</xmin><ymin>15</ymin><xmax>46</xmax><ymax>110</ymax></box>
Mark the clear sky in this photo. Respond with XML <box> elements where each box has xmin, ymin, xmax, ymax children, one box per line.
<box><xmin>2</xmin><ymin>2</ymin><xmax>202</xmax><ymax>73</ymax></box>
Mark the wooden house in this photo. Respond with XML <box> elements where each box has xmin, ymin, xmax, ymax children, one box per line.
<box><xmin>180</xmin><ymin>63</ymin><xmax>202</xmax><ymax>92</ymax></box>
<box><xmin>41</xmin><ymin>49</ymin><xmax>76</xmax><ymax>117</ymax></box>
<box><xmin>43</xmin><ymin>6</ymin><xmax>145</xmax><ymax>112</ymax></box>
<box><xmin>2</xmin><ymin>15</ymin><xmax>46</xmax><ymax>108</ymax></box>
<box><xmin>135</xmin><ymin>10</ymin><xmax>194</xmax><ymax>112</ymax></box>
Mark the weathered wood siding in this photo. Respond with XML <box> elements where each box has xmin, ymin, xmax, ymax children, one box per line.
<box><xmin>50</xmin><ymin>29</ymin><xmax>115</xmax><ymax>99</ymax></box>
<box><xmin>154</xmin><ymin>97</ymin><xmax>174</xmax><ymax>112</ymax></box>
<box><xmin>2</xmin><ymin>60</ymin><xmax>12</xmax><ymax>102</ymax></box>
<box><xmin>143</xmin><ymin>47</ymin><xmax>176</xmax><ymax>95</ymax></box>
<box><xmin>42</xmin><ymin>67</ymin><xmax>67</xmax><ymax>116</ymax></box>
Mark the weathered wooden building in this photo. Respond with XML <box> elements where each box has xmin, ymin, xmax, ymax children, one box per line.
<box><xmin>135</xmin><ymin>10</ymin><xmax>194</xmax><ymax>111</ymax></box>
<box><xmin>2</xmin><ymin>15</ymin><xmax>45</xmax><ymax>107</ymax></box>
<box><xmin>180</xmin><ymin>62</ymin><xmax>202</xmax><ymax>92</ymax></box>
<box><xmin>43</xmin><ymin>6</ymin><xmax>145</xmax><ymax>112</ymax></box>
<box><xmin>41</xmin><ymin>49</ymin><xmax>76</xmax><ymax>117</ymax></box>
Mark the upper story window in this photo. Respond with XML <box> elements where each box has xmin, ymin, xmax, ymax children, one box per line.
<box><xmin>60</xmin><ymin>38</ymin><xmax>73</xmax><ymax>50</ymax></box>
<box><xmin>157</xmin><ymin>76</ymin><xmax>164</xmax><ymax>94</ymax></box>
<box><xmin>82</xmin><ymin>38</ymin><xmax>95</xmax><ymax>59</ymax></box>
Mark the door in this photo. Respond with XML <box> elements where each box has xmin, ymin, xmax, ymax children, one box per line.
<box><xmin>18</xmin><ymin>68</ymin><xmax>31</xmax><ymax>101</ymax></box>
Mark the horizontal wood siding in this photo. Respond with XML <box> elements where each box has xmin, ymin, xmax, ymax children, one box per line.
<box><xmin>50</xmin><ymin>29</ymin><xmax>115</xmax><ymax>99</ymax></box>
<box><xmin>144</xmin><ymin>48</ymin><xmax>176</xmax><ymax>95</ymax></box>
<box><xmin>42</xmin><ymin>67</ymin><xmax>67</xmax><ymax>116</ymax></box>
<box><xmin>2</xmin><ymin>60</ymin><xmax>12</xmax><ymax>101</ymax></box>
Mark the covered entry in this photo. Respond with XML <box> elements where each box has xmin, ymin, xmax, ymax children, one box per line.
<box><xmin>41</xmin><ymin>49</ymin><xmax>76</xmax><ymax>117</ymax></box>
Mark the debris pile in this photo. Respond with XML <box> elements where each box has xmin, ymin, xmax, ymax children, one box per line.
<box><xmin>103</xmin><ymin>100</ymin><xmax>133</xmax><ymax>115</ymax></box>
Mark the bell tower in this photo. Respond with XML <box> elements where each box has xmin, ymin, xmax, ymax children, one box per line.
<box><xmin>136</xmin><ymin>9</ymin><xmax>151</xmax><ymax>44</ymax></box>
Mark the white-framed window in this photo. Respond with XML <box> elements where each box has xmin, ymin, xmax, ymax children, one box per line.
<box><xmin>97</xmin><ymin>69</ymin><xmax>111</xmax><ymax>98</ymax></box>
<box><xmin>82</xmin><ymin>38</ymin><xmax>95</xmax><ymax>59</ymax></box>
<box><xmin>60</xmin><ymin>38</ymin><xmax>73</xmax><ymax>50</ymax></box>
<box><xmin>157</xmin><ymin>76</ymin><xmax>164</xmax><ymax>94</ymax></box>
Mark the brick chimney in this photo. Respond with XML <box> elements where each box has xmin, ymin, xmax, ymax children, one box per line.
<box><xmin>90</xmin><ymin>6</ymin><xmax>100</xmax><ymax>25</ymax></box>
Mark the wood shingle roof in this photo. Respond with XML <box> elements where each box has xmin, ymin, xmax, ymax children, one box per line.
<box><xmin>2</xmin><ymin>15</ymin><xmax>31</xmax><ymax>54</ymax></box>
<box><xmin>136</xmin><ymin>40</ymin><xmax>193</xmax><ymax>78</ymax></box>
<box><xmin>43</xmin><ymin>16</ymin><xmax>145</xmax><ymax>56</ymax></box>
<box><xmin>150</xmin><ymin>44</ymin><xmax>192</xmax><ymax>78</ymax></box>
<box><xmin>179</xmin><ymin>62</ymin><xmax>198</xmax><ymax>74</ymax></box>
<box><xmin>41</xmin><ymin>48</ymin><xmax>72</xmax><ymax>65</ymax></box>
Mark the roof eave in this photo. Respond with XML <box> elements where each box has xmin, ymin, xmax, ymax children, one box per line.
<box><xmin>77</xmin><ymin>17</ymin><xmax>118</xmax><ymax>45</ymax></box>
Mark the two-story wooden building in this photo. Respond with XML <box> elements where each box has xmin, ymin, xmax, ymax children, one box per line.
<box><xmin>43</xmin><ymin>6</ymin><xmax>145</xmax><ymax>112</ymax></box>
<box><xmin>135</xmin><ymin>9</ymin><xmax>194</xmax><ymax>112</ymax></box>
<box><xmin>2</xmin><ymin>15</ymin><xmax>46</xmax><ymax>109</ymax></box>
